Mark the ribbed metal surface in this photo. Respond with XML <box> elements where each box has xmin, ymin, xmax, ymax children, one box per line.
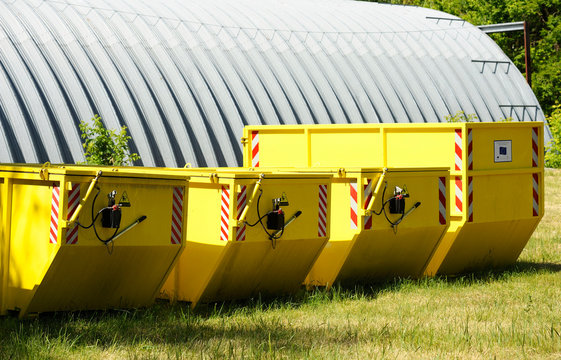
<box><xmin>0</xmin><ymin>0</ymin><xmax>551</xmax><ymax>166</ymax></box>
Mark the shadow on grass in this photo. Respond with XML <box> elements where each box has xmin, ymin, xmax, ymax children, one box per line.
<box><xmin>0</xmin><ymin>260</ymin><xmax>559</xmax><ymax>357</ymax></box>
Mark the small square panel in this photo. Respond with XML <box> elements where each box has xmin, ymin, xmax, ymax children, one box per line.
<box><xmin>494</xmin><ymin>140</ymin><xmax>512</xmax><ymax>162</ymax></box>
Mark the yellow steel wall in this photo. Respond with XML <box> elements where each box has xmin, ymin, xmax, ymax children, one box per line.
<box><xmin>305</xmin><ymin>177</ymin><xmax>359</xmax><ymax>287</ymax></box>
<box><xmin>473</xmin><ymin>127</ymin><xmax>532</xmax><ymax>170</ymax></box>
<box><xmin>306</xmin><ymin>169</ymin><xmax>449</xmax><ymax>286</ymax></box>
<box><xmin>8</xmin><ymin>183</ymin><xmax>58</xmax><ymax>311</ymax></box>
<box><xmin>385</xmin><ymin>130</ymin><xmax>455</xmax><ymax>168</ymax></box>
<box><xmin>243</xmin><ymin>123</ymin><xmax>544</xmax><ymax>278</ymax></box>
<box><xmin>0</xmin><ymin>166</ymin><xmax>187</xmax><ymax>316</ymax></box>
<box><xmin>310</xmin><ymin>129</ymin><xmax>383</xmax><ymax>167</ymax></box>
<box><xmin>161</xmin><ymin>172</ymin><xmax>331</xmax><ymax>305</ymax></box>
<box><xmin>258</xmin><ymin>131</ymin><xmax>309</xmax><ymax>168</ymax></box>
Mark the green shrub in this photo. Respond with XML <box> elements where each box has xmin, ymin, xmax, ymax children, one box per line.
<box><xmin>545</xmin><ymin>104</ymin><xmax>561</xmax><ymax>168</ymax></box>
<box><xmin>445</xmin><ymin>111</ymin><xmax>478</xmax><ymax>123</ymax></box>
<box><xmin>79</xmin><ymin>114</ymin><xmax>140</xmax><ymax>166</ymax></box>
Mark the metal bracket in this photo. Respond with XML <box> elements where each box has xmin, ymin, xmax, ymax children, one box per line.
<box><xmin>471</xmin><ymin>60</ymin><xmax>511</xmax><ymax>74</ymax></box>
<box><xmin>426</xmin><ymin>16</ymin><xmax>466</xmax><ymax>26</ymax></box>
<box><xmin>64</xmin><ymin>170</ymin><xmax>102</xmax><ymax>228</ymax></box>
<box><xmin>362</xmin><ymin>168</ymin><xmax>388</xmax><ymax>217</ymax></box>
<box><xmin>39</xmin><ymin>162</ymin><xmax>51</xmax><ymax>180</ymax></box>
<box><xmin>499</xmin><ymin>105</ymin><xmax>540</xmax><ymax>122</ymax></box>
<box><xmin>236</xmin><ymin>173</ymin><xmax>265</xmax><ymax>226</ymax></box>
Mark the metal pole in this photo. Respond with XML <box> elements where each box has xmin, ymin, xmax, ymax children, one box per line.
<box><xmin>524</xmin><ymin>21</ymin><xmax>532</xmax><ymax>87</ymax></box>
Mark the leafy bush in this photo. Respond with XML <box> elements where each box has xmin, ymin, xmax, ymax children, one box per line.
<box><xmin>79</xmin><ymin>114</ymin><xmax>140</xmax><ymax>166</ymax></box>
<box><xmin>445</xmin><ymin>111</ymin><xmax>478</xmax><ymax>123</ymax></box>
<box><xmin>545</xmin><ymin>104</ymin><xmax>561</xmax><ymax>168</ymax></box>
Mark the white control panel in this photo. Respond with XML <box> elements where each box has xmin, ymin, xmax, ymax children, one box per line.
<box><xmin>494</xmin><ymin>140</ymin><xmax>512</xmax><ymax>163</ymax></box>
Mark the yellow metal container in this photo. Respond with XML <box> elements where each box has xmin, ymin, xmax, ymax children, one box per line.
<box><xmin>242</xmin><ymin>122</ymin><xmax>544</xmax><ymax>275</ymax></box>
<box><xmin>0</xmin><ymin>164</ymin><xmax>188</xmax><ymax>317</ymax></box>
<box><xmin>159</xmin><ymin>168</ymin><xmax>332</xmax><ymax>306</ymax></box>
<box><xmin>286</xmin><ymin>167</ymin><xmax>450</xmax><ymax>287</ymax></box>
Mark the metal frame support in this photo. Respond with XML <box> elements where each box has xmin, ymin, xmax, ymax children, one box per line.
<box><xmin>477</xmin><ymin>21</ymin><xmax>532</xmax><ymax>87</ymax></box>
<box><xmin>64</xmin><ymin>170</ymin><xmax>102</xmax><ymax>228</ymax></box>
<box><xmin>523</xmin><ymin>21</ymin><xmax>532</xmax><ymax>87</ymax></box>
<box><xmin>237</xmin><ymin>174</ymin><xmax>265</xmax><ymax>226</ymax></box>
<box><xmin>498</xmin><ymin>105</ymin><xmax>540</xmax><ymax>121</ymax></box>
<box><xmin>362</xmin><ymin>168</ymin><xmax>388</xmax><ymax>216</ymax></box>
<box><xmin>471</xmin><ymin>60</ymin><xmax>511</xmax><ymax>74</ymax></box>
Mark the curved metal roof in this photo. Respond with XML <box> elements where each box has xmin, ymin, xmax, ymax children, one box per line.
<box><xmin>0</xmin><ymin>0</ymin><xmax>551</xmax><ymax>166</ymax></box>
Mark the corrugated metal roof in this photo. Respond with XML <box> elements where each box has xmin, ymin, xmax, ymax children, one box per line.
<box><xmin>0</xmin><ymin>0</ymin><xmax>551</xmax><ymax>166</ymax></box>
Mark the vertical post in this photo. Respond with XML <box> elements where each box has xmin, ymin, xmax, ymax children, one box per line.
<box><xmin>523</xmin><ymin>21</ymin><xmax>532</xmax><ymax>87</ymax></box>
<box><xmin>305</xmin><ymin>128</ymin><xmax>311</xmax><ymax>167</ymax></box>
<box><xmin>381</xmin><ymin>127</ymin><xmax>387</xmax><ymax>168</ymax></box>
<box><xmin>1</xmin><ymin>178</ymin><xmax>13</xmax><ymax>315</ymax></box>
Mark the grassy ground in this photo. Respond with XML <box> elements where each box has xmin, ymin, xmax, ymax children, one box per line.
<box><xmin>1</xmin><ymin>170</ymin><xmax>560</xmax><ymax>359</ymax></box>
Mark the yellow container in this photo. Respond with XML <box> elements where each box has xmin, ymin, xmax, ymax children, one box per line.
<box><xmin>159</xmin><ymin>168</ymin><xmax>332</xmax><ymax>306</ymax></box>
<box><xmin>284</xmin><ymin>167</ymin><xmax>450</xmax><ymax>287</ymax></box>
<box><xmin>242</xmin><ymin>123</ymin><xmax>544</xmax><ymax>275</ymax></box>
<box><xmin>0</xmin><ymin>164</ymin><xmax>187</xmax><ymax>317</ymax></box>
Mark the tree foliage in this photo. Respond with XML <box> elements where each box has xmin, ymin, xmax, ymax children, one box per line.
<box><xmin>445</xmin><ymin>111</ymin><xmax>478</xmax><ymax>123</ymax></box>
<box><xmin>79</xmin><ymin>114</ymin><xmax>140</xmax><ymax>166</ymax></box>
<box><xmin>545</xmin><ymin>104</ymin><xmax>561</xmax><ymax>168</ymax></box>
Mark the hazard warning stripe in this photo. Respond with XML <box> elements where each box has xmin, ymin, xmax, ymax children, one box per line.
<box><xmin>220</xmin><ymin>186</ymin><xmax>230</xmax><ymax>241</ymax></box>
<box><xmin>438</xmin><ymin>177</ymin><xmax>447</xmax><ymax>225</ymax></box>
<box><xmin>50</xmin><ymin>186</ymin><xmax>60</xmax><ymax>244</ymax></box>
<box><xmin>65</xmin><ymin>184</ymin><xmax>80</xmax><ymax>244</ymax></box>
<box><xmin>532</xmin><ymin>173</ymin><xmax>539</xmax><ymax>216</ymax></box>
<box><xmin>455</xmin><ymin>177</ymin><xmax>463</xmax><ymax>213</ymax></box>
<box><xmin>467</xmin><ymin>176</ymin><xmax>474</xmax><ymax>222</ymax></box>
<box><xmin>532</xmin><ymin>127</ymin><xmax>539</xmax><ymax>167</ymax></box>
<box><xmin>467</xmin><ymin>128</ymin><xmax>473</xmax><ymax>170</ymax></box>
<box><xmin>171</xmin><ymin>187</ymin><xmax>184</xmax><ymax>245</ymax></box>
<box><xmin>318</xmin><ymin>184</ymin><xmax>328</xmax><ymax>237</ymax></box>
<box><xmin>251</xmin><ymin>131</ymin><xmax>260</xmax><ymax>168</ymax></box>
<box><xmin>363</xmin><ymin>179</ymin><xmax>373</xmax><ymax>230</ymax></box>
<box><xmin>236</xmin><ymin>185</ymin><xmax>247</xmax><ymax>241</ymax></box>
<box><xmin>350</xmin><ymin>181</ymin><xmax>358</xmax><ymax>230</ymax></box>
<box><xmin>455</xmin><ymin>128</ymin><xmax>463</xmax><ymax>171</ymax></box>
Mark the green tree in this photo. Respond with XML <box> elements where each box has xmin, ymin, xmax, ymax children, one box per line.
<box><xmin>545</xmin><ymin>104</ymin><xmax>561</xmax><ymax>168</ymax></box>
<box><xmin>79</xmin><ymin>114</ymin><xmax>140</xmax><ymax>166</ymax></box>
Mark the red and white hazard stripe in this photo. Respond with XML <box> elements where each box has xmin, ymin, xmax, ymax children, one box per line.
<box><xmin>65</xmin><ymin>184</ymin><xmax>80</xmax><ymax>244</ymax></box>
<box><xmin>467</xmin><ymin>176</ymin><xmax>473</xmax><ymax>222</ymax></box>
<box><xmin>251</xmin><ymin>131</ymin><xmax>259</xmax><ymax>167</ymax></box>
<box><xmin>236</xmin><ymin>185</ymin><xmax>247</xmax><ymax>241</ymax></box>
<box><xmin>467</xmin><ymin>128</ymin><xmax>473</xmax><ymax>170</ymax></box>
<box><xmin>532</xmin><ymin>173</ymin><xmax>539</xmax><ymax>216</ymax></box>
<box><xmin>455</xmin><ymin>128</ymin><xmax>463</xmax><ymax>171</ymax></box>
<box><xmin>318</xmin><ymin>184</ymin><xmax>328</xmax><ymax>237</ymax></box>
<box><xmin>171</xmin><ymin>187</ymin><xmax>184</xmax><ymax>245</ymax></box>
<box><xmin>50</xmin><ymin>186</ymin><xmax>60</xmax><ymax>244</ymax></box>
<box><xmin>532</xmin><ymin>127</ymin><xmax>539</xmax><ymax>167</ymax></box>
<box><xmin>455</xmin><ymin>177</ymin><xmax>463</xmax><ymax>213</ymax></box>
<box><xmin>220</xmin><ymin>186</ymin><xmax>230</xmax><ymax>241</ymax></box>
<box><xmin>350</xmin><ymin>181</ymin><xmax>358</xmax><ymax>230</ymax></box>
<box><xmin>438</xmin><ymin>177</ymin><xmax>446</xmax><ymax>225</ymax></box>
<box><xmin>363</xmin><ymin>179</ymin><xmax>373</xmax><ymax>230</ymax></box>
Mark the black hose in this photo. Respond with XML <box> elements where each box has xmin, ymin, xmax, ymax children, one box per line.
<box><xmin>245</xmin><ymin>188</ymin><xmax>285</xmax><ymax>242</ymax></box>
<box><xmin>76</xmin><ymin>186</ymin><xmax>120</xmax><ymax>244</ymax></box>
<box><xmin>373</xmin><ymin>181</ymin><xmax>405</xmax><ymax>227</ymax></box>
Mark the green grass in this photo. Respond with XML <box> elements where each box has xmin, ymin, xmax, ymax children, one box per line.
<box><xmin>1</xmin><ymin>170</ymin><xmax>560</xmax><ymax>359</ymax></box>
